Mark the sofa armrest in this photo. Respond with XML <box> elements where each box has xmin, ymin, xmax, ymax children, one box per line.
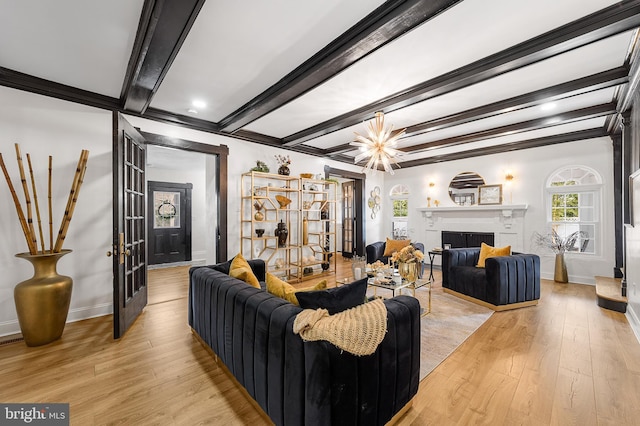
<box><xmin>366</xmin><ymin>241</ymin><xmax>386</xmax><ymax>264</ymax></box>
<box><xmin>485</xmin><ymin>254</ymin><xmax>541</xmax><ymax>305</ymax></box>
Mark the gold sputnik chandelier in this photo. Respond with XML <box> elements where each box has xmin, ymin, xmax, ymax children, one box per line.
<box><xmin>351</xmin><ymin>112</ymin><xmax>406</xmax><ymax>175</ymax></box>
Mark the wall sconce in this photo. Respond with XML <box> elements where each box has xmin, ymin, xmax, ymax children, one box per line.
<box><xmin>504</xmin><ymin>171</ymin><xmax>514</xmax><ymax>203</ymax></box>
<box><xmin>429</xmin><ymin>181</ymin><xmax>435</xmax><ymax>188</ymax></box>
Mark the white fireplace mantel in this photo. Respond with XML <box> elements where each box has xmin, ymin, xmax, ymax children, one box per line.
<box><xmin>417</xmin><ymin>204</ymin><xmax>529</xmax><ymax>253</ymax></box>
<box><xmin>417</xmin><ymin>204</ymin><xmax>528</xmax><ymax>230</ymax></box>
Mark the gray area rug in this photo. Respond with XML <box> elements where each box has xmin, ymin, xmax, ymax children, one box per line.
<box><xmin>366</xmin><ymin>284</ymin><xmax>493</xmax><ymax>381</ymax></box>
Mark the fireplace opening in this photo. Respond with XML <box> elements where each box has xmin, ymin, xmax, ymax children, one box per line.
<box><xmin>441</xmin><ymin>231</ymin><xmax>494</xmax><ymax>248</ymax></box>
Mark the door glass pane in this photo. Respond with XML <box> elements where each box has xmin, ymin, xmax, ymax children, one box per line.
<box><xmin>154</xmin><ymin>191</ymin><xmax>181</xmax><ymax>228</ymax></box>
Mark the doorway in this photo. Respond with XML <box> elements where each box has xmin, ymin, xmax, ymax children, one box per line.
<box><xmin>148</xmin><ymin>181</ymin><xmax>193</xmax><ymax>266</ymax></box>
<box><xmin>324</xmin><ymin>165</ymin><xmax>366</xmax><ymax>257</ymax></box>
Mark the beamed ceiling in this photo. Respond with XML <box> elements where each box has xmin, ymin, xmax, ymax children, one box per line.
<box><xmin>2</xmin><ymin>0</ymin><xmax>640</xmax><ymax>170</ymax></box>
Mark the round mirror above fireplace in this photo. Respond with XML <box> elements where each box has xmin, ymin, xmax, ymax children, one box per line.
<box><xmin>448</xmin><ymin>172</ymin><xmax>485</xmax><ymax>206</ymax></box>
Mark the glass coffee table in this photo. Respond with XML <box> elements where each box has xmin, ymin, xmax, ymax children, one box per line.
<box><xmin>368</xmin><ymin>276</ymin><xmax>431</xmax><ymax>316</ymax></box>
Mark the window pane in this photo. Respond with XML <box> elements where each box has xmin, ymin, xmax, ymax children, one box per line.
<box><xmin>393</xmin><ymin>199</ymin><xmax>408</xmax><ymax>217</ymax></box>
<box><xmin>580</xmin><ymin>206</ymin><xmax>594</xmax><ymax>221</ymax></box>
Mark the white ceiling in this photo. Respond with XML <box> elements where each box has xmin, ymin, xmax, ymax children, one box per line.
<box><xmin>1</xmin><ymin>0</ymin><xmax>637</xmax><ymax>170</ymax></box>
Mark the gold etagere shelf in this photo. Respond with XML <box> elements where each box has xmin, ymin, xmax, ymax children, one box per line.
<box><xmin>241</xmin><ymin>172</ymin><xmax>336</xmax><ymax>282</ymax></box>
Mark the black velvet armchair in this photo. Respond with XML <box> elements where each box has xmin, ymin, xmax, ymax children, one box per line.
<box><xmin>442</xmin><ymin>247</ymin><xmax>541</xmax><ymax>310</ymax></box>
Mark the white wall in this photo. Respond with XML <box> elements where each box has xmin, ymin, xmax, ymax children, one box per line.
<box><xmin>383</xmin><ymin>137</ymin><xmax>616</xmax><ymax>284</ymax></box>
<box><xmin>0</xmin><ymin>87</ymin><xmax>113</xmax><ymax>335</ymax></box>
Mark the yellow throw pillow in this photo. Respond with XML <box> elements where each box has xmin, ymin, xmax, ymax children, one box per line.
<box><xmin>266</xmin><ymin>273</ymin><xmax>327</xmax><ymax>305</ymax></box>
<box><xmin>383</xmin><ymin>238</ymin><xmax>411</xmax><ymax>257</ymax></box>
<box><xmin>476</xmin><ymin>242</ymin><xmax>511</xmax><ymax>268</ymax></box>
<box><xmin>229</xmin><ymin>253</ymin><xmax>261</xmax><ymax>288</ymax></box>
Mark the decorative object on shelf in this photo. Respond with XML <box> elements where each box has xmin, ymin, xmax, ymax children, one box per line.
<box><xmin>303</xmin><ymin>267</ymin><xmax>313</xmax><ymax>276</ymax></box>
<box><xmin>250</xmin><ymin>160</ymin><xmax>269</xmax><ymax>173</ymax></box>
<box><xmin>350</xmin><ymin>111</ymin><xmax>406</xmax><ymax>175</ymax></box>
<box><xmin>368</xmin><ymin>186</ymin><xmax>381</xmax><ymax>219</ymax></box>
<box><xmin>275</xmin><ymin>258</ymin><xmax>284</xmax><ymax>269</ymax></box>
<box><xmin>320</xmin><ymin>201</ymin><xmax>329</xmax><ymax>220</ymax></box>
<box><xmin>253</xmin><ymin>201</ymin><xmax>265</xmax><ymax>221</ymax></box>
<box><xmin>427</xmin><ymin>197</ymin><xmax>431</xmax><ymax>207</ymax></box>
<box><xmin>303</xmin><ymin>201</ymin><xmax>312</xmax><ymax>210</ymax></box>
<box><xmin>302</xmin><ymin>217</ymin><xmax>309</xmax><ymax>245</ymax></box>
<box><xmin>1</xmin><ymin>144</ymin><xmax>89</xmax><ymax>346</ymax></box>
<box><xmin>275</xmin><ymin>220</ymin><xmax>289</xmax><ymax>247</ymax></box>
<box><xmin>478</xmin><ymin>184</ymin><xmax>503</xmax><ymax>205</ymax></box>
<box><xmin>321</xmin><ymin>261</ymin><xmax>330</xmax><ymax>271</ymax></box>
<box><xmin>434</xmin><ymin>199</ymin><xmax>440</xmax><ymax>207</ymax></box>
<box><xmin>300</xmin><ymin>173</ymin><xmax>313</xmax><ymax>178</ymax></box>
<box><xmin>532</xmin><ymin>229</ymin><xmax>588</xmax><ymax>283</ymax></box>
<box><xmin>255</xmin><ymin>228</ymin><xmax>265</xmax><ymax>237</ymax></box>
<box><xmin>275</xmin><ymin>154</ymin><xmax>291</xmax><ymax>175</ymax></box>
<box><xmin>275</xmin><ymin>195</ymin><xmax>292</xmax><ymax>209</ymax></box>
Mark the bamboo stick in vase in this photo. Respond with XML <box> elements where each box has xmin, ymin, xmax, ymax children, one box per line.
<box><xmin>54</xmin><ymin>150</ymin><xmax>89</xmax><ymax>253</ymax></box>
<box><xmin>48</xmin><ymin>156</ymin><xmax>53</xmax><ymax>253</ymax></box>
<box><xmin>14</xmin><ymin>144</ymin><xmax>38</xmax><ymax>253</ymax></box>
<box><xmin>27</xmin><ymin>153</ymin><xmax>46</xmax><ymax>253</ymax></box>
<box><xmin>0</xmin><ymin>153</ymin><xmax>37</xmax><ymax>254</ymax></box>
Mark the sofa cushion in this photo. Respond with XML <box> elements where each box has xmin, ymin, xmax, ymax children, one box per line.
<box><xmin>296</xmin><ymin>278</ymin><xmax>368</xmax><ymax>315</ymax></box>
<box><xmin>266</xmin><ymin>273</ymin><xmax>327</xmax><ymax>305</ymax></box>
<box><xmin>229</xmin><ymin>252</ymin><xmax>261</xmax><ymax>288</ymax></box>
<box><xmin>383</xmin><ymin>238</ymin><xmax>411</xmax><ymax>257</ymax></box>
<box><xmin>451</xmin><ymin>266</ymin><xmax>487</xmax><ymax>300</ymax></box>
<box><xmin>476</xmin><ymin>242</ymin><xmax>511</xmax><ymax>268</ymax></box>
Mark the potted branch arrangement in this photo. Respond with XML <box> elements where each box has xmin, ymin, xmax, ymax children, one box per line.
<box><xmin>531</xmin><ymin>229</ymin><xmax>587</xmax><ymax>283</ymax></box>
<box><xmin>0</xmin><ymin>144</ymin><xmax>89</xmax><ymax>346</ymax></box>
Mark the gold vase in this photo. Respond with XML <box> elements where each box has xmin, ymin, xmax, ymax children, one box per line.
<box><xmin>398</xmin><ymin>262</ymin><xmax>418</xmax><ymax>284</ymax></box>
<box><xmin>554</xmin><ymin>253</ymin><xmax>568</xmax><ymax>283</ymax></box>
<box><xmin>14</xmin><ymin>250</ymin><xmax>73</xmax><ymax>346</ymax></box>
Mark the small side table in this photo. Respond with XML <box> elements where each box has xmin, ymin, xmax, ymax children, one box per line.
<box><xmin>428</xmin><ymin>250</ymin><xmax>442</xmax><ymax>281</ymax></box>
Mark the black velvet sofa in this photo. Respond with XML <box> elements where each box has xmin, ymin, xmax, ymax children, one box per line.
<box><xmin>188</xmin><ymin>259</ymin><xmax>421</xmax><ymax>426</ymax></box>
<box><xmin>442</xmin><ymin>248</ymin><xmax>541</xmax><ymax>311</ymax></box>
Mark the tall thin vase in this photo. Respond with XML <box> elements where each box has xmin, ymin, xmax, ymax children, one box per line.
<box><xmin>14</xmin><ymin>250</ymin><xmax>73</xmax><ymax>346</ymax></box>
<box><xmin>554</xmin><ymin>253</ymin><xmax>568</xmax><ymax>283</ymax></box>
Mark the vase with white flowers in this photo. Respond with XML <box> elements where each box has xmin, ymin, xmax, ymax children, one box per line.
<box><xmin>274</xmin><ymin>154</ymin><xmax>291</xmax><ymax>176</ymax></box>
<box><xmin>531</xmin><ymin>229</ymin><xmax>588</xmax><ymax>283</ymax></box>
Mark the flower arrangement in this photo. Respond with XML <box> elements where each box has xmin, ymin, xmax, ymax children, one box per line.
<box><xmin>391</xmin><ymin>245</ymin><xmax>424</xmax><ymax>264</ymax></box>
<box><xmin>250</xmin><ymin>160</ymin><xmax>269</xmax><ymax>173</ymax></box>
<box><xmin>531</xmin><ymin>229</ymin><xmax>588</xmax><ymax>254</ymax></box>
<box><xmin>274</xmin><ymin>154</ymin><xmax>291</xmax><ymax>166</ymax></box>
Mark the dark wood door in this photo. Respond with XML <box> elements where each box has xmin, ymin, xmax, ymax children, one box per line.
<box><xmin>112</xmin><ymin>112</ymin><xmax>147</xmax><ymax>339</ymax></box>
<box><xmin>147</xmin><ymin>181</ymin><xmax>192</xmax><ymax>265</ymax></box>
<box><xmin>342</xmin><ymin>181</ymin><xmax>355</xmax><ymax>258</ymax></box>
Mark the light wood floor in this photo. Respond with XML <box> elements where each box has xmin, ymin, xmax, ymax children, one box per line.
<box><xmin>2</xmin><ymin>257</ymin><xmax>640</xmax><ymax>425</ymax></box>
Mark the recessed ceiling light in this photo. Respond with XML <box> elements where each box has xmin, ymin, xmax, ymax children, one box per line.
<box><xmin>192</xmin><ymin>100</ymin><xmax>207</xmax><ymax>109</ymax></box>
<box><xmin>541</xmin><ymin>102</ymin><xmax>557</xmax><ymax>111</ymax></box>
<box><xmin>188</xmin><ymin>108</ymin><xmax>198</xmax><ymax>114</ymax></box>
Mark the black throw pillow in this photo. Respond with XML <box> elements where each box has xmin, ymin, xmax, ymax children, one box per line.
<box><xmin>296</xmin><ymin>277</ymin><xmax>368</xmax><ymax>315</ymax></box>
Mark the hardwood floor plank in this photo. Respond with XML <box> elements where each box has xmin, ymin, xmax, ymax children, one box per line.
<box><xmin>2</xmin><ymin>259</ymin><xmax>640</xmax><ymax>425</ymax></box>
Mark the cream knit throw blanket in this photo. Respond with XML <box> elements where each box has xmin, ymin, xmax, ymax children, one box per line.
<box><xmin>292</xmin><ymin>298</ymin><xmax>387</xmax><ymax>356</ymax></box>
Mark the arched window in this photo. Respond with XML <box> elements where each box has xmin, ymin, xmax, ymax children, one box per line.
<box><xmin>546</xmin><ymin>166</ymin><xmax>601</xmax><ymax>254</ymax></box>
<box><xmin>389</xmin><ymin>184</ymin><xmax>409</xmax><ymax>238</ymax></box>
<box><xmin>390</xmin><ymin>184</ymin><xmax>409</xmax><ymax>218</ymax></box>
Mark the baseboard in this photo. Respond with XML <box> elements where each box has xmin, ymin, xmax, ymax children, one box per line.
<box><xmin>0</xmin><ymin>303</ymin><xmax>112</xmax><ymax>337</ymax></box>
<box><xmin>443</xmin><ymin>288</ymin><xmax>538</xmax><ymax>311</ymax></box>
<box><xmin>627</xmin><ymin>304</ymin><xmax>640</xmax><ymax>345</ymax></box>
